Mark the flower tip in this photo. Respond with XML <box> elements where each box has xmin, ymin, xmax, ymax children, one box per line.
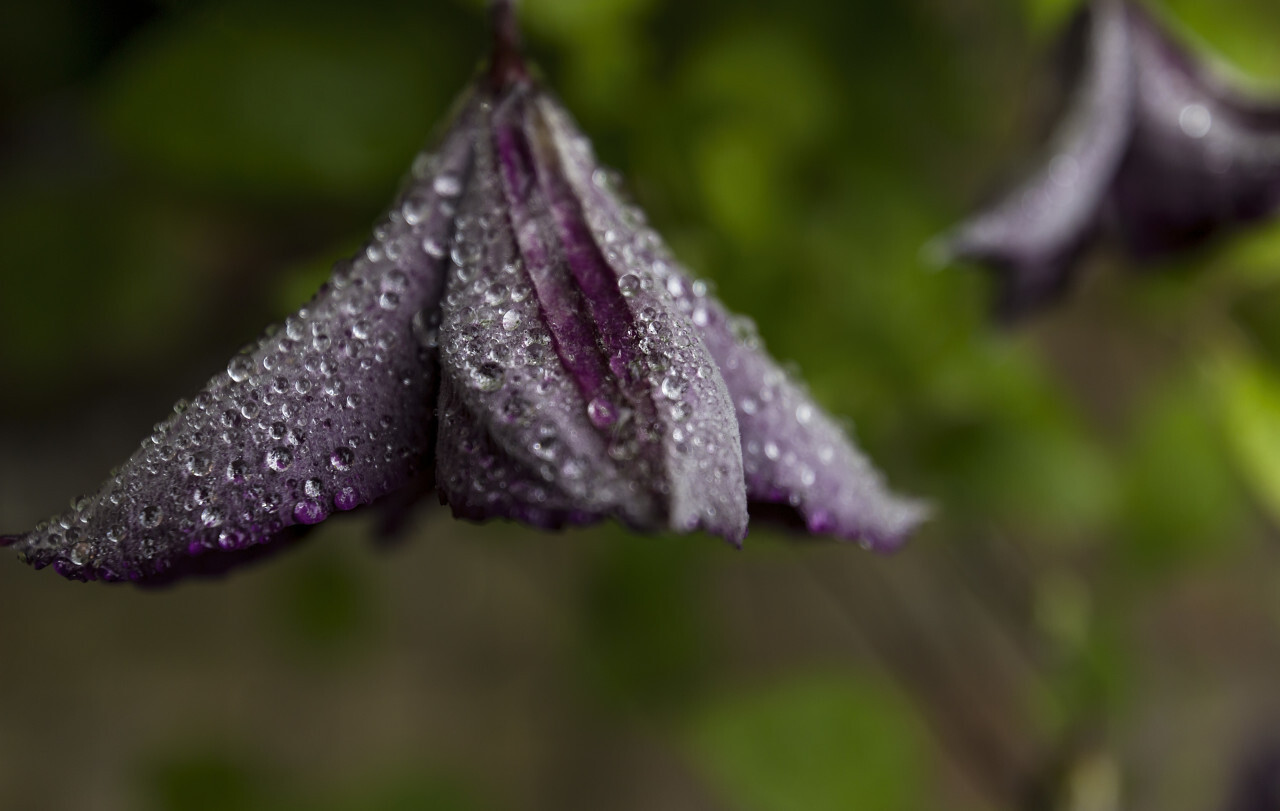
<box><xmin>488</xmin><ymin>0</ymin><xmax>528</xmax><ymax>90</ymax></box>
<box><xmin>724</xmin><ymin>527</ymin><xmax>747</xmax><ymax>550</ymax></box>
<box><xmin>847</xmin><ymin>498</ymin><xmax>931</xmax><ymax>555</ymax></box>
<box><xmin>0</xmin><ymin>534</ymin><xmax>17</xmax><ymax>548</ymax></box>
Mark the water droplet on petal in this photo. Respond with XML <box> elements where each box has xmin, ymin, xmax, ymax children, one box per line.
<box><xmin>293</xmin><ymin>500</ymin><xmax>326</xmax><ymax>525</ymax></box>
<box><xmin>330</xmin><ymin>447</ymin><xmax>354</xmax><ymax>471</ymax></box>
<box><xmin>423</xmin><ymin>237</ymin><xmax>446</xmax><ymax>258</ymax></box>
<box><xmin>186</xmin><ymin>451</ymin><xmax>213</xmax><ymax>477</ymax></box>
<box><xmin>1179</xmin><ymin>103</ymin><xmax>1212</xmax><ymax>139</ymax></box>
<box><xmin>502</xmin><ymin>310</ymin><xmax>521</xmax><ymax>331</ymax></box>
<box><xmin>470</xmin><ymin>362</ymin><xmax>504</xmax><ymax>392</ymax></box>
<box><xmin>201</xmin><ymin>506</ymin><xmax>225</xmax><ymax>528</ymax></box>
<box><xmin>139</xmin><ymin>505</ymin><xmax>163</xmax><ymax>528</ymax></box>
<box><xmin>661</xmin><ymin>374</ymin><xmax>687</xmax><ymax>400</ymax></box>
<box><xmin>618</xmin><ymin>274</ymin><xmax>640</xmax><ymax>297</ymax></box>
<box><xmin>227</xmin><ymin>355</ymin><xmax>255</xmax><ymax>382</ymax></box>
<box><xmin>266</xmin><ymin>447</ymin><xmax>294</xmax><ymax>472</ymax></box>
<box><xmin>334</xmin><ymin>487</ymin><xmax>360</xmax><ymax>511</ymax></box>
<box><xmin>434</xmin><ymin>174</ymin><xmax>462</xmax><ymax>197</ymax></box>
<box><xmin>587</xmin><ymin>397</ymin><xmax>618</xmax><ymax>428</ymax></box>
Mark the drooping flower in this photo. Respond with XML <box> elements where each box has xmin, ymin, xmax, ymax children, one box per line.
<box><xmin>2</xmin><ymin>0</ymin><xmax>926</xmax><ymax>584</ymax></box>
<box><xmin>937</xmin><ymin>0</ymin><xmax>1280</xmax><ymax>318</ymax></box>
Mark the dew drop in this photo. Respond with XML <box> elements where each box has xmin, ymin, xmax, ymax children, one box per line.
<box><xmin>330</xmin><ymin>447</ymin><xmax>354</xmax><ymax>471</ymax></box>
<box><xmin>186</xmin><ymin>451</ymin><xmax>213</xmax><ymax>477</ymax></box>
<box><xmin>139</xmin><ymin>505</ymin><xmax>163</xmax><ymax>528</ymax></box>
<box><xmin>1179</xmin><ymin>103</ymin><xmax>1212</xmax><ymax>139</ymax></box>
<box><xmin>227</xmin><ymin>355</ymin><xmax>255</xmax><ymax>382</ymax></box>
<box><xmin>531</xmin><ymin>436</ymin><xmax>558</xmax><ymax>461</ymax></box>
<box><xmin>618</xmin><ymin>274</ymin><xmax>640</xmax><ymax>297</ymax></box>
<box><xmin>334</xmin><ymin>486</ymin><xmax>360</xmax><ymax>511</ymax></box>
<box><xmin>200</xmin><ymin>506</ymin><xmax>225</xmax><ymax>528</ymax></box>
<box><xmin>293</xmin><ymin>500</ymin><xmax>326</xmax><ymax>525</ymax></box>
<box><xmin>434</xmin><ymin>174</ymin><xmax>462</xmax><ymax>197</ymax></box>
<box><xmin>660</xmin><ymin>374</ymin><xmax>687</xmax><ymax>400</ymax></box>
<box><xmin>266</xmin><ymin>447</ymin><xmax>294</xmax><ymax>472</ymax></box>
<box><xmin>423</xmin><ymin>237</ymin><xmax>446</xmax><ymax>258</ymax></box>
<box><xmin>587</xmin><ymin>397</ymin><xmax>618</xmax><ymax>428</ymax></box>
<box><xmin>502</xmin><ymin>310</ymin><xmax>521</xmax><ymax>331</ymax></box>
<box><xmin>470</xmin><ymin>362</ymin><xmax>505</xmax><ymax>392</ymax></box>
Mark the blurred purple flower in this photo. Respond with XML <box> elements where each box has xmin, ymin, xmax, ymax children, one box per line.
<box><xmin>2</xmin><ymin>0</ymin><xmax>925</xmax><ymax>584</ymax></box>
<box><xmin>937</xmin><ymin>0</ymin><xmax>1280</xmax><ymax>318</ymax></box>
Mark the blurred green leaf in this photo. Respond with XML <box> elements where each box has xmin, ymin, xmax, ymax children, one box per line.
<box><xmin>145</xmin><ymin>750</ymin><xmax>276</xmax><ymax>811</ymax></box>
<box><xmin>1216</xmin><ymin>348</ymin><xmax>1280</xmax><ymax>525</ymax></box>
<box><xmin>687</xmin><ymin>672</ymin><xmax>929</xmax><ymax>811</ymax></box>
<box><xmin>1117</xmin><ymin>373</ymin><xmax>1245</xmax><ymax>575</ymax></box>
<box><xmin>577</xmin><ymin>533</ymin><xmax>711</xmax><ymax>711</ymax></box>
<box><xmin>96</xmin><ymin>1</ymin><xmax>472</xmax><ymax>199</ymax></box>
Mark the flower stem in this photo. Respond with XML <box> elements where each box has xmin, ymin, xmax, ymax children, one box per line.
<box><xmin>489</xmin><ymin>0</ymin><xmax>528</xmax><ymax>89</ymax></box>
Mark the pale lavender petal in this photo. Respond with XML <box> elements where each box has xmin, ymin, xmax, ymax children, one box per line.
<box><xmin>939</xmin><ymin>0</ymin><xmax>1135</xmax><ymax>316</ymax></box>
<box><xmin>1110</xmin><ymin>2</ymin><xmax>1280</xmax><ymax>258</ymax></box>
<box><xmin>539</xmin><ymin>97</ymin><xmax>927</xmax><ymax>549</ymax></box>
<box><xmin>5</xmin><ymin>99</ymin><xmax>479</xmax><ymax>582</ymax></box>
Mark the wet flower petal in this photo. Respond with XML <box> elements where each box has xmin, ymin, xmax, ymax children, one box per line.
<box><xmin>435</xmin><ymin>81</ymin><xmax>749</xmax><ymax>540</ymax></box>
<box><xmin>1111</xmin><ymin>2</ymin><xmax>1280</xmax><ymax>258</ymax></box>
<box><xmin>940</xmin><ymin>0</ymin><xmax>1280</xmax><ymax>318</ymax></box>
<box><xmin>940</xmin><ymin>0</ymin><xmax>1134</xmax><ymax>317</ymax></box>
<box><xmin>6</xmin><ymin>0</ymin><xmax>924</xmax><ymax>583</ymax></box>
<box><xmin>4</xmin><ymin>98</ymin><xmax>479</xmax><ymax>582</ymax></box>
<box><xmin>538</xmin><ymin>96</ymin><xmax>928</xmax><ymax>549</ymax></box>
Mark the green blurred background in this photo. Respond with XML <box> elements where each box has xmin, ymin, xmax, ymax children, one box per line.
<box><xmin>4</xmin><ymin>0</ymin><xmax>1280</xmax><ymax>809</ymax></box>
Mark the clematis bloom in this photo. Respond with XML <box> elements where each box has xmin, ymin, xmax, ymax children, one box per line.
<box><xmin>2</xmin><ymin>1</ymin><xmax>925</xmax><ymax>583</ymax></box>
<box><xmin>938</xmin><ymin>0</ymin><xmax>1280</xmax><ymax>318</ymax></box>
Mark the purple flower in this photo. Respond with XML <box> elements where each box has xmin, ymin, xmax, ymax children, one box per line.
<box><xmin>2</xmin><ymin>1</ymin><xmax>925</xmax><ymax>584</ymax></box>
<box><xmin>938</xmin><ymin>0</ymin><xmax>1280</xmax><ymax>318</ymax></box>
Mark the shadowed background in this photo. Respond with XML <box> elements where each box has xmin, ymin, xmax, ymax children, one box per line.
<box><xmin>4</xmin><ymin>0</ymin><xmax>1280</xmax><ymax>809</ymax></box>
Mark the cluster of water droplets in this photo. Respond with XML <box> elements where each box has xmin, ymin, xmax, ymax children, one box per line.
<box><xmin>12</xmin><ymin>121</ymin><xmax>477</xmax><ymax>579</ymax></box>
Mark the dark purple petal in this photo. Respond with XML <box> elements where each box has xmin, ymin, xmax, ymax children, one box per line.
<box><xmin>4</xmin><ymin>98</ymin><xmax>479</xmax><ymax>583</ymax></box>
<box><xmin>939</xmin><ymin>0</ymin><xmax>1135</xmax><ymax>317</ymax></box>
<box><xmin>1110</xmin><ymin>2</ymin><xmax>1280</xmax><ymax>258</ymax></box>
<box><xmin>538</xmin><ymin>97</ymin><xmax>927</xmax><ymax>549</ymax></box>
<box><xmin>434</xmin><ymin>84</ymin><xmax>749</xmax><ymax>541</ymax></box>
